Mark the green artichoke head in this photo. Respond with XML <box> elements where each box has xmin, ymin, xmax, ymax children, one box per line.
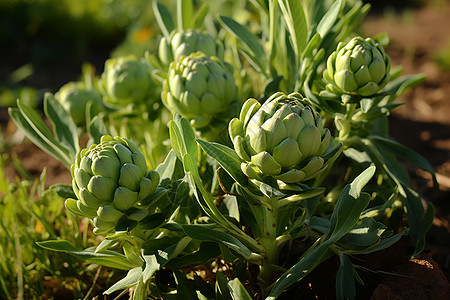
<box><xmin>66</xmin><ymin>135</ymin><xmax>160</xmax><ymax>235</ymax></box>
<box><xmin>159</xmin><ymin>29</ymin><xmax>224</xmax><ymax>66</ymax></box>
<box><xmin>229</xmin><ymin>92</ymin><xmax>342</xmax><ymax>184</ymax></box>
<box><xmin>323</xmin><ymin>37</ymin><xmax>391</xmax><ymax>97</ymax></box>
<box><xmin>162</xmin><ymin>52</ymin><xmax>238</xmax><ymax>135</ymax></box>
<box><xmin>55</xmin><ymin>81</ymin><xmax>103</xmax><ymax>125</ymax></box>
<box><xmin>100</xmin><ymin>55</ymin><xmax>157</xmax><ymax>108</ymax></box>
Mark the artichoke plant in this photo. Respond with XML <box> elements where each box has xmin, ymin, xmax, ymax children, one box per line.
<box><xmin>65</xmin><ymin>135</ymin><xmax>160</xmax><ymax>235</ymax></box>
<box><xmin>323</xmin><ymin>36</ymin><xmax>391</xmax><ymax>97</ymax></box>
<box><xmin>55</xmin><ymin>81</ymin><xmax>103</xmax><ymax>126</ymax></box>
<box><xmin>99</xmin><ymin>55</ymin><xmax>158</xmax><ymax>108</ymax></box>
<box><xmin>229</xmin><ymin>92</ymin><xmax>342</xmax><ymax>184</ymax></box>
<box><xmin>162</xmin><ymin>52</ymin><xmax>238</xmax><ymax>140</ymax></box>
<box><xmin>158</xmin><ymin>29</ymin><xmax>224</xmax><ymax>66</ymax></box>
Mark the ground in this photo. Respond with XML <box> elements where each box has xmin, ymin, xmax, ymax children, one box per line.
<box><xmin>1</xmin><ymin>1</ymin><xmax>449</xmax><ymax>298</ymax></box>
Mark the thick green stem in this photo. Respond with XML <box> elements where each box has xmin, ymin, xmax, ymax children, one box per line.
<box><xmin>257</xmin><ymin>198</ymin><xmax>287</xmax><ymax>286</ymax></box>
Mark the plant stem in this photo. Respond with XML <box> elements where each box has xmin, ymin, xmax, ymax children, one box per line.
<box><xmin>257</xmin><ymin>198</ymin><xmax>286</xmax><ymax>286</ymax></box>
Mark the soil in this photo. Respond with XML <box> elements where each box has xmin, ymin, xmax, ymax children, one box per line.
<box><xmin>1</xmin><ymin>1</ymin><xmax>449</xmax><ymax>299</ymax></box>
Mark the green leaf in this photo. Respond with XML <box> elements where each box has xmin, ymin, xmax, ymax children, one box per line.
<box><xmin>267</xmin><ymin>239</ymin><xmax>334</xmax><ymax>299</ymax></box>
<box><xmin>50</xmin><ymin>183</ymin><xmax>76</xmax><ymax>199</ymax></box>
<box><xmin>316</xmin><ymin>0</ymin><xmax>342</xmax><ymax>38</ymax></box>
<box><xmin>169</xmin><ymin>114</ymin><xmax>198</xmax><ymax>166</ymax></box>
<box><xmin>327</xmin><ymin>166</ymin><xmax>375</xmax><ymax>240</ymax></box>
<box><xmin>193</xmin><ymin>2</ymin><xmax>209</xmax><ymax>29</ymax></box>
<box><xmin>277</xmin><ymin>0</ymin><xmax>307</xmax><ymax>58</ymax></box>
<box><xmin>142</xmin><ymin>254</ymin><xmax>160</xmax><ymax>283</ymax></box>
<box><xmin>104</xmin><ymin>267</ymin><xmax>143</xmax><ymax>294</ymax></box>
<box><xmin>336</xmin><ymin>252</ymin><xmax>357</xmax><ymax>300</ymax></box>
<box><xmin>218</xmin><ymin>15</ymin><xmax>266</xmax><ymax>71</ymax></box>
<box><xmin>370</xmin><ymin>135</ymin><xmax>438</xmax><ymax>187</ymax></box>
<box><xmin>227</xmin><ymin>278</ymin><xmax>253</xmax><ymax>300</ymax></box>
<box><xmin>181</xmin><ymin>224</ymin><xmax>259</xmax><ymax>263</ymax></box>
<box><xmin>197</xmin><ymin>139</ymin><xmax>248</xmax><ymax>186</ymax></box>
<box><xmin>156</xmin><ymin>149</ymin><xmax>179</xmax><ymax>187</ymax></box>
<box><xmin>153</xmin><ymin>1</ymin><xmax>175</xmax><ymax>39</ymax></box>
<box><xmin>8</xmin><ymin>104</ymin><xmax>73</xmax><ymax>167</ymax></box>
<box><xmin>177</xmin><ymin>0</ymin><xmax>193</xmax><ymax>30</ymax></box>
<box><xmin>338</xmin><ymin>218</ymin><xmax>386</xmax><ymax>249</ymax></box>
<box><xmin>87</xmin><ymin>114</ymin><xmax>109</xmax><ymax>145</ymax></box>
<box><xmin>403</xmin><ymin>187</ymin><xmax>435</xmax><ymax>257</ymax></box>
<box><xmin>216</xmin><ymin>271</ymin><xmax>233</xmax><ymax>300</ymax></box>
<box><xmin>382</xmin><ymin>73</ymin><xmax>426</xmax><ymax>100</ymax></box>
<box><xmin>43</xmin><ymin>93</ymin><xmax>79</xmax><ymax>156</ymax></box>
<box><xmin>345</xmin><ymin>231</ymin><xmax>405</xmax><ymax>255</ymax></box>
<box><xmin>166</xmin><ymin>242</ymin><xmax>221</xmax><ymax>268</ymax></box>
<box><xmin>37</xmin><ymin>240</ymin><xmax>133</xmax><ymax>270</ymax></box>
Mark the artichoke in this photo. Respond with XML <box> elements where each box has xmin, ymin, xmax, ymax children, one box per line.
<box><xmin>159</xmin><ymin>30</ymin><xmax>224</xmax><ymax>66</ymax></box>
<box><xmin>65</xmin><ymin>135</ymin><xmax>160</xmax><ymax>235</ymax></box>
<box><xmin>162</xmin><ymin>52</ymin><xmax>238</xmax><ymax>140</ymax></box>
<box><xmin>99</xmin><ymin>55</ymin><xmax>157</xmax><ymax>108</ymax></box>
<box><xmin>229</xmin><ymin>92</ymin><xmax>342</xmax><ymax>184</ymax></box>
<box><xmin>55</xmin><ymin>81</ymin><xmax>103</xmax><ymax>125</ymax></box>
<box><xmin>323</xmin><ymin>37</ymin><xmax>391</xmax><ymax>97</ymax></box>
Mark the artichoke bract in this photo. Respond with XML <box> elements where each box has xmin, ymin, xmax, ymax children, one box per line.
<box><xmin>159</xmin><ymin>30</ymin><xmax>224</xmax><ymax>66</ymax></box>
<box><xmin>162</xmin><ymin>52</ymin><xmax>238</xmax><ymax>139</ymax></box>
<box><xmin>323</xmin><ymin>37</ymin><xmax>391</xmax><ymax>97</ymax></box>
<box><xmin>55</xmin><ymin>81</ymin><xmax>103</xmax><ymax>126</ymax></box>
<box><xmin>99</xmin><ymin>55</ymin><xmax>157</xmax><ymax>108</ymax></box>
<box><xmin>229</xmin><ymin>92</ymin><xmax>342</xmax><ymax>184</ymax></box>
<box><xmin>65</xmin><ymin>135</ymin><xmax>160</xmax><ymax>235</ymax></box>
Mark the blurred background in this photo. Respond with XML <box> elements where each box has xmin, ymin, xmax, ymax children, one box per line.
<box><xmin>0</xmin><ymin>0</ymin><xmax>448</xmax><ymax>297</ymax></box>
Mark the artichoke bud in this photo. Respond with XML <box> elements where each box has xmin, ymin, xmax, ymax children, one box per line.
<box><xmin>55</xmin><ymin>81</ymin><xmax>103</xmax><ymax>126</ymax></box>
<box><xmin>79</xmin><ymin>188</ymin><xmax>102</xmax><ymax>209</ymax></box>
<box><xmin>65</xmin><ymin>198</ymin><xmax>84</xmax><ymax>217</ymax></box>
<box><xmin>77</xmin><ymin>200</ymin><xmax>98</xmax><ymax>218</ymax></box>
<box><xmin>233</xmin><ymin>135</ymin><xmax>251</xmax><ymax>161</ymax></box>
<box><xmin>92</xmin><ymin>155</ymin><xmax>121</xmax><ymax>181</ymax></box>
<box><xmin>161</xmin><ymin>52</ymin><xmax>238</xmax><ymax>139</ymax></box>
<box><xmin>88</xmin><ymin>176</ymin><xmax>117</xmax><ymax>202</ymax></box>
<box><xmin>301</xmin><ymin>157</ymin><xmax>325</xmax><ymax>179</ymax></box>
<box><xmin>97</xmin><ymin>205</ymin><xmax>124</xmax><ymax>222</ymax></box>
<box><xmin>251</xmin><ymin>152</ymin><xmax>281</xmax><ymax>175</ymax></box>
<box><xmin>67</xmin><ymin>135</ymin><xmax>162</xmax><ymax>235</ymax></box>
<box><xmin>240</xmin><ymin>98</ymin><xmax>261</xmax><ymax>122</ymax></box>
<box><xmin>93</xmin><ymin>218</ymin><xmax>116</xmax><ymax>235</ymax></box>
<box><xmin>273</xmin><ymin>138</ymin><xmax>303</xmax><ymax>168</ymax></box>
<box><xmin>247</xmin><ymin>127</ymin><xmax>267</xmax><ymax>154</ymax></box>
<box><xmin>297</xmin><ymin>126</ymin><xmax>321</xmax><ymax>158</ymax></box>
<box><xmin>74</xmin><ymin>168</ymin><xmax>91</xmax><ymax>190</ymax></box>
<box><xmin>118</xmin><ymin>163</ymin><xmax>146</xmax><ymax>191</ymax></box>
<box><xmin>99</xmin><ymin>55</ymin><xmax>157</xmax><ymax>108</ymax></box>
<box><xmin>276</xmin><ymin>169</ymin><xmax>306</xmax><ymax>183</ymax></box>
<box><xmin>230</xmin><ymin>92</ymin><xmax>341</xmax><ymax>184</ymax></box>
<box><xmin>159</xmin><ymin>29</ymin><xmax>224</xmax><ymax>66</ymax></box>
<box><xmin>114</xmin><ymin>143</ymin><xmax>133</xmax><ymax>165</ymax></box>
<box><xmin>323</xmin><ymin>36</ymin><xmax>391</xmax><ymax>98</ymax></box>
<box><xmin>113</xmin><ymin>186</ymin><xmax>139</xmax><ymax>211</ymax></box>
<box><xmin>228</xmin><ymin>118</ymin><xmax>244</xmax><ymax>141</ymax></box>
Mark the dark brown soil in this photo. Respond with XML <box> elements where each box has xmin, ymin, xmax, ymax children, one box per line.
<box><xmin>1</xmin><ymin>1</ymin><xmax>449</xmax><ymax>298</ymax></box>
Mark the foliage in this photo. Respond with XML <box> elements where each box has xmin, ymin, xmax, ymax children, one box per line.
<box><xmin>4</xmin><ymin>0</ymin><xmax>438</xmax><ymax>299</ymax></box>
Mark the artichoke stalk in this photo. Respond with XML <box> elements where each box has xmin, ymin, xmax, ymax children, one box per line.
<box><xmin>55</xmin><ymin>81</ymin><xmax>103</xmax><ymax>126</ymax></box>
<box><xmin>229</xmin><ymin>92</ymin><xmax>342</xmax><ymax>184</ymax></box>
<box><xmin>162</xmin><ymin>52</ymin><xmax>238</xmax><ymax>141</ymax></box>
<box><xmin>159</xmin><ymin>29</ymin><xmax>224</xmax><ymax>66</ymax></box>
<box><xmin>65</xmin><ymin>135</ymin><xmax>161</xmax><ymax>236</ymax></box>
<box><xmin>323</xmin><ymin>36</ymin><xmax>391</xmax><ymax>97</ymax></box>
<box><xmin>99</xmin><ymin>55</ymin><xmax>158</xmax><ymax>109</ymax></box>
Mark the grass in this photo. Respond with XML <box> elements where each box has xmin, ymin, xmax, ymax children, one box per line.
<box><xmin>0</xmin><ymin>153</ymin><xmax>120</xmax><ymax>299</ymax></box>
